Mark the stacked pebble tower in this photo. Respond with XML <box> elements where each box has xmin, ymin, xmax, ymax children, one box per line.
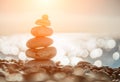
<box><xmin>26</xmin><ymin>14</ymin><xmax>56</xmax><ymax>60</ymax></box>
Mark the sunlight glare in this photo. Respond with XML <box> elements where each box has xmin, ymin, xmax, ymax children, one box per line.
<box><xmin>34</xmin><ymin>0</ymin><xmax>55</xmax><ymax>9</ymax></box>
<box><xmin>41</xmin><ymin>0</ymin><xmax>50</xmax><ymax>5</ymax></box>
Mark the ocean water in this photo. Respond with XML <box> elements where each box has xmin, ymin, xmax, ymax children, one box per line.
<box><xmin>0</xmin><ymin>33</ymin><xmax>120</xmax><ymax>68</ymax></box>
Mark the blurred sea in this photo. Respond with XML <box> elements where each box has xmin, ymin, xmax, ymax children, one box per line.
<box><xmin>0</xmin><ymin>33</ymin><xmax>120</xmax><ymax>68</ymax></box>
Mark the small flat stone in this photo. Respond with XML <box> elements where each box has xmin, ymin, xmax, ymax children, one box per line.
<box><xmin>42</xmin><ymin>14</ymin><xmax>49</xmax><ymax>20</ymax></box>
<box><xmin>25</xmin><ymin>59</ymin><xmax>56</xmax><ymax>68</ymax></box>
<box><xmin>31</xmin><ymin>26</ymin><xmax>53</xmax><ymax>37</ymax></box>
<box><xmin>26</xmin><ymin>37</ymin><xmax>53</xmax><ymax>49</ymax></box>
<box><xmin>35</xmin><ymin>19</ymin><xmax>51</xmax><ymax>26</ymax></box>
<box><xmin>26</xmin><ymin>47</ymin><xmax>56</xmax><ymax>60</ymax></box>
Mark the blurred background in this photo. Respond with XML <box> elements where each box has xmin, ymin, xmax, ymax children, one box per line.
<box><xmin>0</xmin><ymin>0</ymin><xmax>120</xmax><ymax>67</ymax></box>
<box><xmin>0</xmin><ymin>0</ymin><xmax>120</xmax><ymax>34</ymax></box>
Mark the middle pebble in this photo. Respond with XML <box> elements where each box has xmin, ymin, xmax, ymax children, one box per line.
<box><xmin>31</xmin><ymin>26</ymin><xmax>53</xmax><ymax>37</ymax></box>
<box><xmin>26</xmin><ymin>37</ymin><xmax>53</xmax><ymax>49</ymax></box>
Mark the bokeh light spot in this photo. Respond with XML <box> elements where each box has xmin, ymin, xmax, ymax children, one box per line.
<box><xmin>90</xmin><ymin>48</ymin><xmax>103</xmax><ymax>59</ymax></box>
<box><xmin>94</xmin><ymin>60</ymin><xmax>102</xmax><ymax>67</ymax></box>
<box><xmin>113</xmin><ymin>52</ymin><xmax>120</xmax><ymax>60</ymax></box>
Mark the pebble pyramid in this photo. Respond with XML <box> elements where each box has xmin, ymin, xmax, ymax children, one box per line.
<box><xmin>26</xmin><ymin>14</ymin><xmax>56</xmax><ymax>60</ymax></box>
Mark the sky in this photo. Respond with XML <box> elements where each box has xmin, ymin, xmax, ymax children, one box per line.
<box><xmin>0</xmin><ymin>0</ymin><xmax>120</xmax><ymax>35</ymax></box>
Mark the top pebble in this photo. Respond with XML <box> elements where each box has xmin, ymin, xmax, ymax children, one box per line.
<box><xmin>35</xmin><ymin>14</ymin><xmax>51</xmax><ymax>26</ymax></box>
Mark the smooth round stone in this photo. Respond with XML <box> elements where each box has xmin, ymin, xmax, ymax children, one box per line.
<box><xmin>35</xmin><ymin>19</ymin><xmax>51</xmax><ymax>26</ymax></box>
<box><xmin>53</xmin><ymin>72</ymin><xmax>66</xmax><ymax>80</ymax></box>
<box><xmin>26</xmin><ymin>37</ymin><xmax>53</xmax><ymax>48</ymax></box>
<box><xmin>26</xmin><ymin>47</ymin><xmax>57</xmax><ymax>60</ymax></box>
<box><xmin>42</xmin><ymin>14</ymin><xmax>49</xmax><ymax>20</ymax></box>
<box><xmin>25</xmin><ymin>59</ymin><xmax>56</xmax><ymax>68</ymax></box>
<box><xmin>29</xmin><ymin>72</ymin><xmax>50</xmax><ymax>81</ymax></box>
<box><xmin>31</xmin><ymin>26</ymin><xmax>53</xmax><ymax>37</ymax></box>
